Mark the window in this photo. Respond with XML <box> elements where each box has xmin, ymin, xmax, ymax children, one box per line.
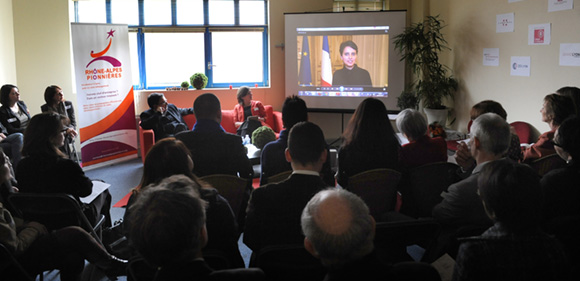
<box><xmin>75</xmin><ymin>0</ymin><xmax>269</xmax><ymax>89</ymax></box>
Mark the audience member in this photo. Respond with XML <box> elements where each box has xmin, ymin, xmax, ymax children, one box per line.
<box><xmin>126</xmin><ymin>175</ymin><xmax>264</xmax><ymax>280</ymax></box>
<box><xmin>176</xmin><ymin>93</ymin><xmax>253</xmax><ymax>179</ymax></box>
<box><xmin>541</xmin><ymin>116</ymin><xmax>580</xmax><ymax>271</ymax></box>
<box><xmin>140</xmin><ymin>92</ymin><xmax>194</xmax><ymax>141</ymax></box>
<box><xmin>234</xmin><ymin>86</ymin><xmax>269</xmax><ymax>137</ymax></box>
<box><xmin>337</xmin><ymin>98</ymin><xmax>400</xmax><ymax>188</ymax></box>
<box><xmin>125</xmin><ymin>138</ymin><xmax>243</xmax><ymax>268</ymax></box>
<box><xmin>15</xmin><ymin>113</ymin><xmax>112</xmax><ymax>227</ymax></box>
<box><xmin>433</xmin><ymin>113</ymin><xmax>511</xmax><ymax>228</ymax></box>
<box><xmin>453</xmin><ymin>159</ymin><xmax>569</xmax><ymax>281</ymax></box>
<box><xmin>41</xmin><ymin>85</ymin><xmax>78</xmax><ymax>160</ymax></box>
<box><xmin>455</xmin><ymin>100</ymin><xmax>522</xmax><ymax>169</ymax></box>
<box><xmin>0</xmin><ymin>120</ymin><xmax>22</xmax><ymax>167</ymax></box>
<box><xmin>396</xmin><ymin>108</ymin><xmax>447</xmax><ymax>169</ymax></box>
<box><xmin>0</xmin><ymin>84</ymin><xmax>31</xmax><ymax>135</ymax></box>
<box><xmin>301</xmin><ymin>189</ymin><xmax>440</xmax><ymax>281</ymax></box>
<box><xmin>522</xmin><ymin>93</ymin><xmax>575</xmax><ymax>162</ymax></box>
<box><xmin>244</xmin><ymin>121</ymin><xmax>329</xmax><ymax>253</ymax></box>
<box><xmin>556</xmin><ymin>86</ymin><xmax>580</xmax><ymax>115</ymax></box>
<box><xmin>0</xmin><ymin>149</ymin><xmax>126</xmax><ymax>281</ymax></box>
<box><xmin>260</xmin><ymin>95</ymin><xmax>334</xmax><ymax>186</ymax></box>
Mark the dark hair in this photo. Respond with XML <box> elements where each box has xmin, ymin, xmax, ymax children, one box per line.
<box><xmin>43</xmin><ymin>85</ymin><xmax>62</xmax><ymax>106</ymax></box>
<box><xmin>139</xmin><ymin>138</ymin><xmax>197</xmax><ymax>189</ymax></box>
<box><xmin>128</xmin><ymin>185</ymin><xmax>206</xmax><ymax>267</ymax></box>
<box><xmin>147</xmin><ymin>93</ymin><xmax>164</xmax><ymax>109</ymax></box>
<box><xmin>556</xmin><ymin>86</ymin><xmax>580</xmax><ymax>114</ymax></box>
<box><xmin>282</xmin><ymin>95</ymin><xmax>308</xmax><ymax>129</ymax></box>
<box><xmin>194</xmin><ymin>93</ymin><xmax>221</xmax><ymax>120</ymax></box>
<box><xmin>288</xmin><ymin>121</ymin><xmax>326</xmax><ymax>166</ymax></box>
<box><xmin>0</xmin><ymin>84</ymin><xmax>17</xmax><ymax>106</ymax></box>
<box><xmin>470</xmin><ymin>100</ymin><xmax>507</xmax><ymax>120</ymax></box>
<box><xmin>544</xmin><ymin>93</ymin><xmax>575</xmax><ymax>126</ymax></box>
<box><xmin>477</xmin><ymin>159</ymin><xmax>542</xmax><ymax>233</ymax></box>
<box><xmin>342</xmin><ymin>98</ymin><xmax>400</xmax><ymax>151</ymax></box>
<box><xmin>236</xmin><ymin>86</ymin><xmax>251</xmax><ymax>104</ymax></box>
<box><xmin>556</xmin><ymin>116</ymin><xmax>580</xmax><ymax>162</ymax></box>
<box><xmin>22</xmin><ymin>113</ymin><xmax>66</xmax><ymax>158</ymax></box>
<box><xmin>339</xmin><ymin>40</ymin><xmax>358</xmax><ymax>55</ymax></box>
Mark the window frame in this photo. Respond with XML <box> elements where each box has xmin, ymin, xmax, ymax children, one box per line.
<box><xmin>74</xmin><ymin>0</ymin><xmax>269</xmax><ymax>90</ymax></box>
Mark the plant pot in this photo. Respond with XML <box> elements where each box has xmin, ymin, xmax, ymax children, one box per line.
<box><xmin>424</xmin><ymin>108</ymin><xmax>448</xmax><ymax>127</ymax></box>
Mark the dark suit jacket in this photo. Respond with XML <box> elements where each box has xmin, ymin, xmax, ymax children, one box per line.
<box><xmin>432</xmin><ymin>163</ymin><xmax>491</xmax><ymax>227</ymax></box>
<box><xmin>131</xmin><ymin>259</ymin><xmax>264</xmax><ymax>281</ymax></box>
<box><xmin>399</xmin><ymin>135</ymin><xmax>447</xmax><ymax>170</ymax></box>
<box><xmin>140</xmin><ymin>103</ymin><xmax>194</xmax><ymax>141</ymax></box>
<box><xmin>323</xmin><ymin>252</ymin><xmax>394</xmax><ymax>281</ymax></box>
<box><xmin>244</xmin><ymin>173</ymin><xmax>328</xmax><ymax>251</ymax></box>
<box><xmin>175</xmin><ymin>119</ymin><xmax>253</xmax><ymax>179</ymax></box>
<box><xmin>41</xmin><ymin>101</ymin><xmax>76</xmax><ymax>129</ymax></box>
<box><xmin>0</xmin><ymin>101</ymin><xmax>31</xmax><ymax>134</ymax></box>
<box><xmin>260</xmin><ymin>129</ymin><xmax>335</xmax><ymax>186</ymax></box>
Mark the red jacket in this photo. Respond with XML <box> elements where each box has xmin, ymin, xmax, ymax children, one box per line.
<box><xmin>399</xmin><ymin>135</ymin><xmax>448</xmax><ymax>169</ymax></box>
<box><xmin>233</xmin><ymin>100</ymin><xmax>268</xmax><ymax>127</ymax></box>
<box><xmin>522</xmin><ymin>129</ymin><xmax>556</xmax><ymax>163</ymax></box>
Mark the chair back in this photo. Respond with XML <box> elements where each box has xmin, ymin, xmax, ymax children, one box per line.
<box><xmin>0</xmin><ymin>243</ymin><xmax>35</xmax><ymax>281</ymax></box>
<box><xmin>401</xmin><ymin>162</ymin><xmax>461</xmax><ymax>218</ymax></box>
<box><xmin>347</xmin><ymin>168</ymin><xmax>402</xmax><ymax>221</ymax></box>
<box><xmin>510</xmin><ymin>121</ymin><xmax>541</xmax><ymax>144</ymax></box>
<box><xmin>529</xmin><ymin>153</ymin><xmax>567</xmax><ymax>177</ymax></box>
<box><xmin>266</xmin><ymin>170</ymin><xmax>292</xmax><ymax>184</ymax></box>
<box><xmin>374</xmin><ymin>218</ymin><xmax>441</xmax><ymax>263</ymax></box>
<box><xmin>253</xmin><ymin>244</ymin><xmax>326</xmax><ymax>281</ymax></box>
<box><xmin>199</xmin><ymin>174</ymin><xmax>251</xmax><ymax>224</ymax></box>
<box><xmin>7</xmin><ymin>193</ymin><xmax>104</xmax><ymax>243</ymax></box>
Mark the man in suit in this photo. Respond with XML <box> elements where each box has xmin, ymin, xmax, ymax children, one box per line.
<box><xmin>140</xmin><ymin>92</ymin><xmax>194</xmax><ymax>141</ymax></box>
<box><xmin>431</xmin><ymin>113</ymin><xmax>512</xmax><ymax>260</ymax></box>
<box><xmin>259</xmin><ymin>95</ymin><xmax>334</xmax><ymax>186</ymax></box>
<box><xmin>176</xmin><ymin>93</ymin><xmax>253</xmax><ymax>179</ymax></box>
<box><xmin>244</xmin><ymin>121</ymin><xmax>329</xmax><ymax>253</ymax></box>
<box><xmin>126</xmin><ymin>175</ymin><xmax>264</xmax><ymax>280</ymax></box>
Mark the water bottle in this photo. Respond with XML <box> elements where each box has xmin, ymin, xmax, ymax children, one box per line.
<box><xmin>243</xmin><ymin>135</ymin><xmax>250</xmax><ymax>145</ymax></box>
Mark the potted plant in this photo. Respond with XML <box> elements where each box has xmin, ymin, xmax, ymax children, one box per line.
<box><xmin>394</xmin><ymin>15</ymin><xmax>458</xmax><ymax>126</ymax></box>
<box><xmin>181</xmin><ymin>81</ymin><xmax>190</xmax><ymax>90</ymax></box>
<box><xmin>396</xmin><ymin>90</ymin><xmax>419</xmax><ymax>110</ymax></box>
<box><xmin>190</xmin><ymin>73</ymin><xmax>208</xmax><ymax>90</ymax></box>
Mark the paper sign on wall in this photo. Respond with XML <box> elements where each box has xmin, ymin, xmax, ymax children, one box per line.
<box><xmin>496</xmin><ymin>13</ymin><xmax>515</xmax><ymax>33</ymax></box>
<box><xmin>528</xmin><ymin>23</ymin><xmax>551</xmax><ymax>45</ymax></box>
<box><xmin>483</xmin><ymin>48</ymin><xmax>500</xmax><ymax>66</ymax></box>
<box><xmin>510</xmin><ymin>56</ymin><xmax>531</xmax><ymax>77</ymax></box>
<box><xmin>559</xmin><ymin>43</ymin><xmax>580</xmax><ymax>66</ymax></box>
<box><xmin>548</xmin><ymin>0</ymin><xmax>573</xmax><ymax>12</ymax></box>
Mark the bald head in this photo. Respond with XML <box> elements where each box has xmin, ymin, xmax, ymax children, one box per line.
<box><xmin>301</xmin><ymin>189</ymin><xmax>375</xmax><ymax>268</ymax></box>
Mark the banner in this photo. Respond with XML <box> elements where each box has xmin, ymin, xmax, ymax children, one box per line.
<box><xmin>298</xmin><ymin>36</ymin><xmax>312</xmax><ymax>86</ymax></box>
<box><xmin>321</xmin><ymin>36</ymin><xmax>332</xmax><ymax>86</ymax></box>
<box><xmin>71</xmin><ymin>23</ymin><xmax>137</xmax><ymax>168</ymax></box>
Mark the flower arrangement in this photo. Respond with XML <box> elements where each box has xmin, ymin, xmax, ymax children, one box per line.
<box><xmin>190</xmin><ymin>73</ymin><xmax>208</xmax><ymax>90</ymax></box>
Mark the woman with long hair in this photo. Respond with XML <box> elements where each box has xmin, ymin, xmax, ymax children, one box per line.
<box><xmin>125</xmin><ymin>138</ymin><xmax>244</xmax><ymax>268</ymax></box>
<box><xmin>15</xmin><ymin>113</ymin><xmax>112</xmax><ymax>227</ymax></box>
<box><xmin>41</xmin><ymin>85</ymin><xmax>78</xmax><ymax>161</ymax></box>
<box><xmin>337</xmin><ymin>98</ymin><xmax>401</xmax><ymax>187</ymax></box>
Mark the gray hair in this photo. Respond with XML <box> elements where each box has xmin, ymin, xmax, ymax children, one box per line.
<box><xmin>301</xmin><ymin>189</ymin><xmax>374</xmax><ymax>268</ymax></box>
<box><xmin>396</xmin><ymin>109</ymin><xmax>428</xmax><ymax>141</ymax></box>
<box><xmin>470</xmin><ymin>113</ymin><xmax>511</xmax><ymax>155</ymax></box>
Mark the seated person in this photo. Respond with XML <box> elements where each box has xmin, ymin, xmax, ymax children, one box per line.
<box><xmin>260</xmin><ymin>95</ymin><xmax>334</xmax><ymax>186</ymax></box>
<box><xmin>125</xmin><ymin>138</ymin><xmax>243</xmax><ymax>268</ymax></box>
<box><xmin>556</xmin><ymin>86</ymin><xmax>580</xmax><ymax>115</ymax></box>
<box><xmin>176</xmin><ymin>93</ymin><xmax>253</xmax><ymax>179</ymax></box>
<box><xmin>396</xmin><ymin>108</ymin><xmax>447</xmax><ymax>169</ymax></box>
<box><xmin>233</xmin><ymin>86</ymin><xmax>269</xmax><ymax>137</ymax></box>
<box><xmin>455</xmin><ymin>100</ymin><xmax>523</xmax><ymax>170</ymax></box>
<box><xmin>432</xmin><ymin>113</ymin><xmax>511</xmax><ymax>258</ymax></box>
<box><xmin>522</xmin><ymin>93</ymin><xmax>574</xmax><ymax>163</ymax></box>
<box><xmin>332</xmin><ymin>40</ymin><xmax>372</xmax><ymax>87</ymax></box>
<box><xmin>541</xmin><ymin>116</ymin><xmax>580</xmax><ymax>271</ymax></box>
<box><xmin>302</xmin><ymin>189</ymin><xmax>440</xmax><ymax>281</ymax></box>
<box><xmin>16</xmin><ymin>113</ymin><xmax>112</xmax><ymax>227</ymax></box>
<box><xmin>126</xmin><ymin>175</ymin><xmax>264</xmax><ymax>280</ymax></box>
<box><xmin>0</xmin><ymin>149</ymin><xmax>126</xmax><ymax>281</ymax></box>
<box><xmin>140</xmin><ymin>92</ymin><xmax>194</xmax><ymax>141</ymax></box>
<box><xmin>453</xmin><ymin>159</ymin><xmax>569</xmax><ymax>281</ymax></box>
<box><xmin>0</xmin><ymin>121</ymin><xmax>22</xmax><ymax>167</ymax></box>
<box><xmin>41</xmin><ymin>85</ymin><xmax>78</xmax><ymax>160</ymax></box>
<box><xmin>244</xmin><ymin>122</ymin><xmax>330</xmax><ymax>253</ymax></box>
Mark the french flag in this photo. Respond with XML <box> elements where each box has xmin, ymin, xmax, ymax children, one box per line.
<box><xmin>321</xmin><ymin>36</ymin><xmax>332</xmax><ymax>87</ymax></box>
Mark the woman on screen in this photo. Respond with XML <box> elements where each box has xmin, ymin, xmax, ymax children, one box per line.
<box><xmin>332</xmin><ymin>40</ymin><xmax>372</xmax><ymax>87</ymax></box>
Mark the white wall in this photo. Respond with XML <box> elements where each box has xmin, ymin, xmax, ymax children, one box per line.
<box><xmin>0</xmin><ymin>0</ymin><xmax>17</xmax><ymax>85</ymax></box>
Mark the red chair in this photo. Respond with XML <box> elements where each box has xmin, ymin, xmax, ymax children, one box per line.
<box><xmin>510</xmin><ymin>121</ymin><xmax>541</xmax><ymax>144</ymax></box>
